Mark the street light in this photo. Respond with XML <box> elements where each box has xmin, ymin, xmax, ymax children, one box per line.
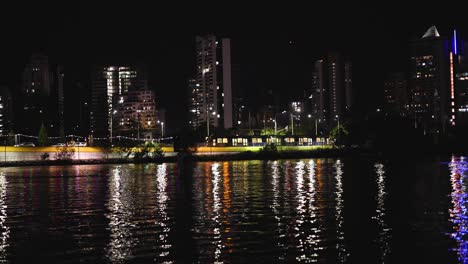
<box><xmin>336</xmin><ymin>115</ymin><xmax>340</xmax><ymax>130</ymax></box>
<box><xmin>157</xmin><ymin>120</ymin><xmax>164</xmax><ymax>137</ymax></box>
<box><xmin>110</xmin><ymin>109</ymin><xmax>117</xmax><ymax>143</ymax></box>
<box><xmin>290</xmin><ymin>113</ymin><xmax>294</xmax><ymax>136</ymax></box>
<box><xmin>273</xmin><ymin>119</ymin><xmax>277</xmax><ymax>135</ymax></box>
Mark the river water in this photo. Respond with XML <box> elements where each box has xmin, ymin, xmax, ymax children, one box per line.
<box><xmin>0</xmin><ymin>157</ymin><xmax>465</xmax><ymax>263</ymax></box>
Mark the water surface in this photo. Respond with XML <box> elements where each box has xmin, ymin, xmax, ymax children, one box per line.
<box><xmin>0</xmin><ymin>157</ymin><xmax>465</xmax><ymax>263</ymax></box>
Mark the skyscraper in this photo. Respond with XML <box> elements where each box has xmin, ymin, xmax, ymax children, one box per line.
<box><xmin>189</xmin><ymin>35</ymin><xmax>233</xmax><ymax>132</ymax></box>
<box><xmin>454</xmin><ymin>33</ymin><xmax>468</xmax><ymax>128</ymax></box>
<box><xmin>90</xmin><ymin>66</ymin><xmax>148</xmax><ymax>138</ymax></box>
<box><xmin>310</xmin><ymin>60</ymin><xmax>326</xmax><ymax>122</ymax></box>
<box><xmin>328</xmin><ymin>52</ymin><xmax>344</xmax><ymax>121</ymax></box>
<box><xmin>310</xmin><ymin>52</ymin><xmax>352</xmax><ymax>129</ymax></box>
<box><xmin>383</xmin><ymin>72</ymin><xmax>408</xmax><ymax>116</ymax></box>
<box><xmin>0</xmin><ymin>86</ymin><xmax>13</xmax><ymax>135</ymax></box>
<box><xmin>408</xmin><ymin>25</ymin><xmax>449</xmax><ymax>134</ymax></box>
<box><xmin>56</xmin><ymin>65</ymin><xmax>65</xmax><ymax>138</ymax></box>
<box><xmin>113</xmin><ymin>88</ymin><xmax>157</xmax><ymax>138</ymax></box>
<box><xmin>20</xmin><ymin>53</ymin><xmax>51</xmax><ymax>134</ymax></box>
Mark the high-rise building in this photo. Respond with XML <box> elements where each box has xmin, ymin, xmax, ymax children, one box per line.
<box><xmin>344</xmin><ymin>61</ymin><xmax>353</xmax><ymax>111</ymax></box>
<box><xmin>22</xmin><ymin>53</ymin><xmax>51</xmax><ymax>97</ymax></box>
<box><xmin>328</xmin><ymin>53</ymin><xmax>344</xmax><ymax>122</ymax></box>
<box><xmin>20</xmin><ymin>53</ymin><xmax>52</xmax><ymax>134</ymax></box>
<box><xmin>310</xmin><ymin>52</ymin><xmax>352</xmax><ymax>128</ymax></box>
<box><xmin>310</xmin><ymin>60</ymin><xmax>326</xmax><ymax>122</ymax></box>
<box><xmin>383</xmin><ymin>72</ymin><xmax>408</xmax><ymax>116</ymax></box>
<box><xmin>90</xmin><ymin>66</ymin><xmax>148</xmax><ymax>137</ymax></box>
<box><xmin>0</xmin><ymin>86</ymin><xmax>13</xmax><ymax>135</ymax></box>
<box><xmin>408</xmin><ymin>25</ymin><xmax>450</xmax><ymax>134</ymax></box>
<box><xmin>188</xmin><ymin>78</ymin><xmax>201</xmax><ymax>128</ymax></box>
<box><xmin>114</xmin><ymin>88</ymin><xmax>157</xmax><ymax>138</ymax></box>
<box><xmin>189</xmin><ymin>35</ymin><xmax>233</xmax><ymax>131</ymax></box>
<box><xmin>454</xmin><ymin>34</ymin><xmax>468</xmax><ymax>128</ymax></box>
<box><xmin>56</xmin><ymin>65</ymin><xmax>65</xmax><ymax>138</ymax></box>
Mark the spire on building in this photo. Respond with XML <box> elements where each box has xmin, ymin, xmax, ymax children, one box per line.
<box><xmin>422</xmin><ymin>25</ymin><xmax>440</xmax><ymax>39</ymax></box>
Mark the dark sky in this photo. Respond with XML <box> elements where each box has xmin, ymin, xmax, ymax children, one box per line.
<box><xmin>0</xmin><ymin>2</ymin><xmax>464</xmax><ymax>132</ymax></box>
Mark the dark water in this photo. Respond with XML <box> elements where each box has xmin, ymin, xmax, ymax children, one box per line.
<box><xmin>0</xmin><ymin>157</ymin><xmax>466</xmax><ymax>263</ymax></box>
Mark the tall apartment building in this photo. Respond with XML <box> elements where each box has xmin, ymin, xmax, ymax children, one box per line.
<box><xmin>20</xmin><ymin>54</ymin><xmax>65</xmax><ymax>136</ymax></box>
<box><xmin>0</xmin><ymin>86</ymin><xmax>13</xmax><ymax>135</ymax></box>
<box><xmin>113</xmin><ymin>88</ymin><xmax>157</xmax><ymax>138</ymax></box>
<box><xmin>383</xmin><ymin>72</ymin><xmax>408</xmax><ymax>116</ymax></box>
<box><xmin>408</xmin><ymin>25</ymin><xmax>450</xmax><ymax>134</ymax></box>
<box><xmin>90</xmin><ymin>66</ymin><xmax>148</xmax><ymax>137</ymax></box>
<box><xmin>20</xmin><ymin>53</ymin><xmax>51</xmax><ymax>135</ymax></box>
<box><xmin>310</xmin><ymin>52</ymin><xmax>352</xmax><ymax>128</ymax></box>
<box><xmin>189</xmin><ymin>35</ymin><xmax>233</xmax><ymax>131</ymax></box>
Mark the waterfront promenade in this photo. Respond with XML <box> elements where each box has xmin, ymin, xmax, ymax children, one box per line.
<box><xmin>0</xmin><ymin>145</ymin><xmax>332</xmax><ymax>163</ymax></box>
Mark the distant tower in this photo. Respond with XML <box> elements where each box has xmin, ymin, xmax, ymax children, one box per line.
<box><xmin>344</xmin><ymin>60</ymin><xmax>353</xmax><ymax>111</ymax></box>
<box><xmin>57</xmin><ymin>65</ymin><xmax>65</xmax><ymax>139</ymax></box>
<box><xmin>311</xmin><ymin>52</ymin><xmax>352</xmax><ymax>128</ymax></box>
<box><xmin>408</xmin><ymin>25</ymin><xmax>449</xmax><ymax>134</ymax></box>
<box><xmin>21</xmin><ymin>53</ymin><xmax>51</xmax><ymax>134</ymax></box>
<box><xmin>190</xmin><ymin>35</ymin><xmax>233</xmax><ymax>131</ymax></box>
<box><xmin>90</xmin><ymin>66</ymin><xmax>148</xmax><ymax>137</ymax></box>
<box><xmin>0</xmin><ymin>86</ymin><xmax>13</xmax><ymax>135</ymax></box>
<box><xmin>310</xmin><ymin>60</ymin><xmax>326</xmax><ymax>122</ymax></box>
<box><xmin>383</xmin><ymin>72</ymin><xmax>408</xmax><ymax>116</ymax></box>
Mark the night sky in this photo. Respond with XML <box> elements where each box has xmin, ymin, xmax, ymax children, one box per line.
<box><xmin>0</xmin><ymin>2</ymin><xmax>464</xmax><ymax>133</ymax></box>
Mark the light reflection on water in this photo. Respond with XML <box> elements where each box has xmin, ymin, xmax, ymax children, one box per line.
<box><xmin>0</xmin><ymin>172</ymin><xmax>9</xmax><ymax>263</ymax></box>
<box><xmin>0</xmin><ymin>158</ymin><xmax>464</xmax><ymax>262</ymax></box>
<box><xmin>155</xmin><ymin>164</ymin><xmax>172</xmax><ymax>263</ymax></box>
<box><xmin>373</xmin><ymin>163</ymin><xmax>391</xmax><ymax>263</ymax></box>
<box><xmin>334</xmin><ymin>159</ymin><xmax>349</xmax><ymax>262</ymax></box>
<box><xmin>449</xmin><ymin>156</ymin><xmax>468</xmax><ymax>263</ymax></box>
<box><xmin>106</xmin><ymin>166</ymin><xmax>135</xmax><ymax>262</ymax></box>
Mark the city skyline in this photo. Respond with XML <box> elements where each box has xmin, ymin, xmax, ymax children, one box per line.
<box><xmin>0</xmin><ymin>3</ymin><xmax>465</xmax><ymax>133</ymax></box>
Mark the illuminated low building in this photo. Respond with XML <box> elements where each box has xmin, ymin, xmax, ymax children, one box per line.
<box><xmin>114</xmin><ymin>89</ymin><xmax>158</xmax><ymax>138</ymax></box>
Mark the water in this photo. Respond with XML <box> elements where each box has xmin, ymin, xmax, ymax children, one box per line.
<box><xmin>0</xmin><ymin>157</ymin><xmax>465</xmax><ymax>263</ymax></box>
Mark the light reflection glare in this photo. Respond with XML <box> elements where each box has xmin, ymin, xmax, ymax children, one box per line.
<box><xmin>211</xmin><ymin>163</ymin><xmax>223</xmax><ymax>263</ymax></box>
<box><xmin>334</xmin><ymin>159</ymin><xmax>349</xmax><ymax>262</ymax></box>
<box><xmin>155</xmin><ymin>164</ymin><xmax>172</xmax><ymax>262</ymax></box>
<box><xmin>271</xmin><ymin>161</ymin><xmax>287</xmax><ymax>261</ymax></box>
<box><xmin>106</xmin><ymin>166</ymin><xmax>134</xmax><ymax>262</ymax></box>
<box><xmin>294</xmin><ymin>161</ymin><xmax>306</xmax><ymax>262</ymax></box>
<box><xmin>0</xmin><ymin>173</ymin><xmax>9</xmax><ymax>262</ymax></box>
<box><xmin>448</xmin><ymin>156</ymin><xmax>468</xmax><ymax>263</ymax></box>
<box><xmin>373</xmin><ymin>163</ymin><xmax>391</xmax><ymax>262</ymax></box>
<box><xmin>306</xmin><ymin>160</ymin><xmax>322</xmax><ymax>253</ymax></box>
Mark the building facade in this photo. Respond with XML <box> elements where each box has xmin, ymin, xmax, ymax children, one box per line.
<box><xmin>310</xmin><ymin>52</ymin><xmax>352</xmax><ymax>130</ymax></box>
<box><xmin>383</xmin><ymin>72</ymin><xmax>408</xmax><ymax>116</ymax></box>
<box><xmin>0</xmin><ymin>86</ymin><xmax>13</xmax><ymax>135</ymax></box>
<box><xmin>90</xmin><ymin>66</ymin><xmax>148</xmax><ymax>137</ymax></box>
<box><xmin>189</xmin><ymin>35</ymin><xmax>233</xmax><ymax>131</ymax></box>
<box><xmin>20</xmin><ymin>53</ymin><xmax>51</xmax><ymax>135</ymax></box>
<box><xmin>114</xmin><ymin>89</ymin><xmax>157</xmax><ymax>138</ymax></box>
<box><xmin>408</xmin><ymin>26</ymin><xmax>449</xmax><ymax>134</ymax></box>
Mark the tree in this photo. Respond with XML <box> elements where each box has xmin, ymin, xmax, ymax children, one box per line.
<box><xmin>174</xmin><ymin>125</ymin><xmax>198</xmax><ymax>154</ymax></box>
<box><xmin>260</xmin><ymin>128</ymin><xmax>286</xmax><ymax>136</ymax></box>
<box><xmin>7</xmin><ymin>130</ymin><xmax>15</xmax><ymax>146</ymax></box>
<box><xmin>329</xmin><ymin>123</ymin><xmax>349</xmax><ymax>147</ymax></box>
<box><xmin>132</xmin><ymin>141</ymin><xmax>164</xmax><ymax>160</ymax></box>
<box><xmin>38</xmin><ymin>123</ymin><xmax>48</xmax><ymax>146</ymax></box>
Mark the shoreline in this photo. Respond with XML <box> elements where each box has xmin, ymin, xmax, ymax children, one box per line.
<box><xmin>0</xmin><ymin>148</ymin><xmax>349</xmax><ymax>167</ymax></box>
<box><xmin>0</xmin><ymin>148</ymin><xmax>465</xmax><ymax>168</ymax></box>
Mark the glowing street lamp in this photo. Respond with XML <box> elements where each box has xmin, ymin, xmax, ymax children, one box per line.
<box><xmin>157</xmin><ymin>120</ymin><xmax>164</xmax><ymax>137</ymax></box>
<box><xmin>110</xmin><ymin>109</ymin><xmax>117</xmax><ymax>143</ymax></box>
